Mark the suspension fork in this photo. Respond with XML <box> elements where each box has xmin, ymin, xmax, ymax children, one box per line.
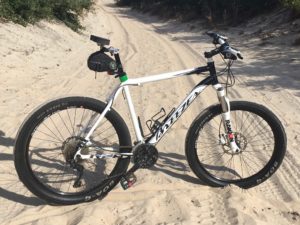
<box><xmin>213</xmin><ymin>83</ymin><xmax>240</xmax><ymax>153</ymax></box>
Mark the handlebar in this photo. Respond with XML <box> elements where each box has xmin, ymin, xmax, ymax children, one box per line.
<box><xmin>205</xmin><ymin>32</ymin><xmax>243</xmax><ymax>60</ymax></box>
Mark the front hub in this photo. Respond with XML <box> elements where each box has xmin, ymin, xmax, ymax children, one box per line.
<box><xmin>221</xmin><ymin>132</ymin><xmax>248</xmax><ymax>155</ymax></box>
<box><xmin>235</xmin><ymin>132</ymin><xmax>248</xmax><ymax>151</ymax></box>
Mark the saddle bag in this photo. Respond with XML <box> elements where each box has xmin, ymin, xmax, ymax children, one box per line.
<box><xmin>87</xmin><ymin>51</ymin><xmax>117</xmax><ymax>74</ymax></box>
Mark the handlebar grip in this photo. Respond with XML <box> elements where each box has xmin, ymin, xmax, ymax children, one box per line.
<box><xmin>206</xmin><ymin>31</ymin><xmax>218</xmax><ymax>39</ymax></box>
<box><xmin>237</xmin><ymin>53</ymin><xmax>243</xmax><ymax>60</ymax></box>
<box><xmin>204</xmin><ymin>48</ymin><xmax>221</xmax><ymax>58</ymax></box>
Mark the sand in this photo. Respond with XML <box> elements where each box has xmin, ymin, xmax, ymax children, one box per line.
<box><xmin>0</xmin><ymin>0</ymin><xmax>300</xmax><ymax>224</ymax></box>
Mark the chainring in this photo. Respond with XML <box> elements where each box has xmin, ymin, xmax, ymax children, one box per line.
<box><xmin>133</xmin><ymin>144</ymin><xmax>158</xmax><ymax>169</ymax></box>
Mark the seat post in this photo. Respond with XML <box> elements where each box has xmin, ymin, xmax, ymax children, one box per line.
<box><xmin>114</xmin><ymin>53</ymin><xmax>128</xmax><ymax>82</ymax></box>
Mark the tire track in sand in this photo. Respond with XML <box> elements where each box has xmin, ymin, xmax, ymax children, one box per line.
<box><xmin>97</xmin><ymin>1</ymin><xmax>137</xmax><ymax>64</ymax></box>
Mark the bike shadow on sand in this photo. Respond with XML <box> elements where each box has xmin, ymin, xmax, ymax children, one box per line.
<box><xmin>0</xmin><ymin>152</ymin><xmax>45</xmax><ymax>206</ymax></box>
<box><xmin>150</xmin><ymin>152</ymin><xmax>207</xmax><ymax>185</ymax></box>
<box><xmin>0</xmin><ymin>130</ymin><xmax>14</xmax><ymax>147</ymax></box>
<box><xmin>0</xmin><ymin>147</ymin><xmax>110</xmax><ymax>206</ymax></box>
<box><xmin>0</xmin><ymin>130</ymin><xmax>45</xmax><ymax>206</ymax></box>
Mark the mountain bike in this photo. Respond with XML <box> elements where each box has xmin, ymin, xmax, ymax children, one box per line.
<box><xmin>14</xmin><ymin>32</ymin><xmax>287</xmax><ymax>205</ymax></box>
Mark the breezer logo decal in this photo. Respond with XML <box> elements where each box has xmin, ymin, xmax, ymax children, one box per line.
<box><xmin>154</xmin><ymin>86</ymin><xmax>204</xmax><ymax>141</ymax></box>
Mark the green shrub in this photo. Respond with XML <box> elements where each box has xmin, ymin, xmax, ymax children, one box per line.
<box><xmin>115</xmin><ymin>0</ymin><xmax>282</xmax><ymax>24</ymax></box>
<box><xmin>282</xmin><ymin>0</ymin><xmax>300</xmax><ymax>12</ymax></box>
<box><xmin>0</xmin><ymin>0</ymin><xmax>93</xmax><ymax>31</ymax></box>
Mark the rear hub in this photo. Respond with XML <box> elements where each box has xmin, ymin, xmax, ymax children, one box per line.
<box><xmin>61</xmin><ymin>136</ymin><xmax>85</xmax><ymax>162</ymax></box>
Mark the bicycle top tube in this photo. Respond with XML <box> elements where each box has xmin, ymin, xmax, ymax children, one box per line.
<box><xmin>119</xmin><ymin>66</ymin><xmax>209</xmax><ymax>86</ymax></box>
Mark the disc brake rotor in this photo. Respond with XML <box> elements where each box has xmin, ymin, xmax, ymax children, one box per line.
<box><xmin>221</xmin><ymin>132</ymin><xmax>248</xmax><ymax>154</ymax></box>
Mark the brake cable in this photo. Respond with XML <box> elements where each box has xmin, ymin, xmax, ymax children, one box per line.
<box><xmin>216</xmin><ymin>52</ymin><xmax>236</xmax><ymax>95</ymax></box>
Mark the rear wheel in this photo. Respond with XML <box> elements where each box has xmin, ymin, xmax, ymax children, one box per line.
<box><xmin>14</xmin><ymin>97</ymin><xmax>131</xmax><ymax>205</ymax></box>
<box><xmin>185</xmin><ymin>101</ymin><xmax>286</xmax><ymax>188</ymax></box>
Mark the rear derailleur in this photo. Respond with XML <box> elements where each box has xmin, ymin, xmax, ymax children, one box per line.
<box><xmin>61</xmin><ymin>136</ymin><xmax>86</xmax><ymax>188</ymax></box>
<box><xmin>69</xmin><ymin>160</ymin><xmax>84</xmax><ymax>188</ymax></box>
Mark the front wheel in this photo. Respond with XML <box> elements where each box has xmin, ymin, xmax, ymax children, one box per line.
<box><xmin>14</xmin><ymin>97</ymin><xmax>132</xmax><ymax>205</ymax></box>
<box><xmin>185</xmin><ymin>101</ymin><xmax>286</xmax><ymax>188</ymax></box>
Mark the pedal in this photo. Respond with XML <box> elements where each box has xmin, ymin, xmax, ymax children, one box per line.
<box><xmin>120</xmin><ymin>173</ymin><xmax>137</xmax><ymax>190</ymax></box>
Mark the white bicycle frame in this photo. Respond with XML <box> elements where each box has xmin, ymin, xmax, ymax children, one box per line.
<box><xmin>86</xmin><ymin>68</ymin><xmax>198</xmax><ymax>141</ymax></box>
<box><xmin>77</xmin><ymin>58</ymin><xmax>240</xmax><ymax>160</ymax></box>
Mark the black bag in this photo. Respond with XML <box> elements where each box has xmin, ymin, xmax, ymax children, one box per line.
<box><xmin>87</xmin><ymin>51</ymin><xmax>117</xmax><ymax>74</ymax></box>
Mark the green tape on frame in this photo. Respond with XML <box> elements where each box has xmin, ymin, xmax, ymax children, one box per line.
<box><xmin>119</xmin><ymin>74</ymin><xmax>128</xmax><ymax>82</ymax></box>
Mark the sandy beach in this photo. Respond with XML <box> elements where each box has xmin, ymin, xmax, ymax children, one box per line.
<box><xmin>0</xmin><ymin>0</ymin><xmax>300</xmax><ymax>224</ymax></box>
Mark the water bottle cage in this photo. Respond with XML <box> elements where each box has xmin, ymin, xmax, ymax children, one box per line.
<box><xmin>146</xmin><ymin>108</ymin><xmax>166</xmax><ymax>134</ymax></box>
<box><xmin>145</xmin><ymin>107</ymin><xmax>176</xmax><ymax>135</ymax></box>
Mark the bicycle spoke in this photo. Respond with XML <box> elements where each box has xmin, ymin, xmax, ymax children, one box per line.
<box><xmin>34</xmin><ymin>129</ymin><xmax>62</xmax><ymax>143</ymax></box>
<box><xmin>239</xmin><ymin>154</ymin><xmax>244</xmax><ymax>178</ymax></box>
<box><xmin>242</xmin><ymin>151</ymin><xmax>267</xmax><ymax>164</ymax></box>
<box><xmin>93</xmin><ymin>124</ymin><xmax>115</xmax><ymax>138</ymax></box>
<box><xmin>240</xmin><ymin>114</ymin><xmax>257</xmax><ymax>137</ymax></box>
<box><xmin>41</xmin><ymin>122</ymin><xmax>64</xmax><ymax>143</ymax></box>
<box><xmin>244</xmin><ymin>118</ymin><xmax>271</xmax><ymax>140</ymax></box>
<box><xmin>76</xmin><ymin>108</ymin><xmax>86</xmax><ymax>136</ymax></box>
<box><xmin>58</xmin><ymin>112</ymin><xmax>72</xmax><ymax>137</ymax></box>
<box><xmin>97</xmin><ymin>132</ymin><xmax>118</xmax><ymax>143</ymax></box>
<box><xmin>198</xmin><ymin>151</ymin><xmax>225</xmax><ymax>162</ymax></box>
<box><xmin>49</xmin><ymin>117</ymin><xmax>65</xmax><ymax>141</ymax></box>
<box><xmin>73</xmin><ymin>108</ymin><xmax>77</xmax><ymax>135</ymax></box>
<box><xmin>31</xmin><ymin>137</ymin><xmax>61</xmax><ymax>144</ymax></box>
<box><xmin>66</xmin><ymin>108</ymin><xmax>75</xmax><ymax>136</ymax></box>
<box><xmin>203</xmin><ymin>152</ymin><xmax>226</xmax><ymax>166</ymax></box>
